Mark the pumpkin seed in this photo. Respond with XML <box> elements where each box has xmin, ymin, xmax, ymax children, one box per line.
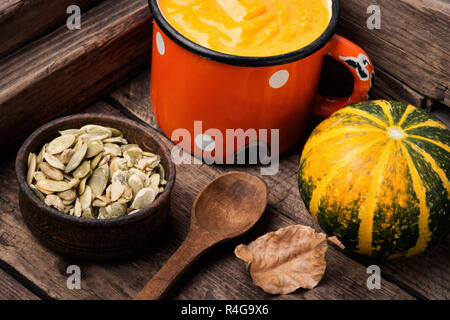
<box><xmin>149</xmin><ymin>173</ymin><xmax>160</xmax><ymax>190</ymax></box>
<box><xmin>142</xmin><ymin>151</ymin><xmax>156</xmax><ymax>157</ymax></box>
<box><xmin>90</xmin><ymin>153</ymin><xmax>103</xmax><ymax>170</ymax></box>
<box><xmin>103</xmin><ymin>137</ymin><xmax>128</xmax><ymax>144</ymax></box>
<box><xmin>80</xmin><ymin>125</ymin><xmax>112</xmax><ymax>140</ymax></box>
<box><xmin>30</xmin><ymin>185</ymin><xmax>45</xmax><ymax>201</ymax></box>
<box><xmin>33</xmin><ymin>171</ymin><xmax>46</xmax><ymax>182</ymax></box>
<box><xmin>105</xmin><ymin>202</ymin><xmax>127</xmax><ymax>218</ymax></box>
<box><xmin>96</xmin><ymin>195</ymin><xmax>112</xmax><ymax>204</ymax></box>
<box><xmin>27</xmin><ymin>153</ymin><xmax>37</xmax><ymax>186</ymax></box>
<box><xmin>86</xmin><ymin>140</ymin><xmax>104</xmax><ymax>158</ymax></box>
<box><xmin>128</xmin><ymin>209</ymin><xmax>140</xmax><ymax>215</ymax></box>
<box><xmin>105</xmin><ymin>185</ymin><xmax>112</xmax><ymax>199</ymax></box>
<box><xmin>136</xmin><ymin>156</ymin><xmax>159</xmax><ymax>171</ymax></box>
<box><xmin>110</xmin><ymin>157</ymin><xmax>127</xmax><ymax>175</ymax></box>
<box><xmin>69</xmin><ymin>208</ymin><xmax>75</xmax><ymax>216</ymax></box>
<box><xmin>44</xmin><ymin>153</ymin><xmax>65</xmax><ymax>170</ymax></box>
<box><xmin>112</xmin><ymin>170</ymin><xmax>127</xmax><ymax>185</ymax></box>
<box><xmin>74</xmin><ymin>198</ymin><xmax>82</xmax><ymax>217</ymax></box>
<box><xmin>65</xmin><ymin>142</ymin><xmax>87</xmax><ymax>173</ymax></box>
<box><xmin>82</xmin><ymin>207</ymin><xmax>95</xmax><ymax>219</ymax></box>
<box><xmin>62</xmin><ymin>199</ymin><xmax>75</xmax><ymax>206</ymax></box>
<box><xmin>72</xmin><ymin>160</ymin><xmax>91</xmax><ymax>179</ymax></box>
<box><xmin>36</xmin><ymin>178</ymin><xmax>79</xmax><ymax>192</ymax></box>
<box><xmin>47</xmin><ymin>135</ymin><xmax>76</xmax><ymax>154</ymax></box>
<box><xmin>109</xmin><ymin>127</ymin><xmax>123</xmax><ymax>137</ymax></box>
<box><xmin>118</xmin><ymin>186</ymin><xmax>133</xmax><ymax>204</ymax></box>
<box><xmin>110</xmin><ymin>181</ymin><xmax>125</xmax><ymax>202</ymax></box>
<box><xmin>59</xmin><ymin>129</ymin><xmax>81</xmax><ymax>136</ymax></box>
<box><xmin>123</xmin><ymin>147</ymin><xmax>142</xmax><ymax>167</ymax></box>
<box><xmin>128</xmin><ymin>168</ymin><xmax>150</xmax><ymax>186</ymax></box>
<box><xmin>98</xmin><ymin>154</ymin><xmax>110</xmax><ymax>167</ymax></box>
<box><xmin>97</xmin><ymin>207</ymin><xmax>108</xmax><ymax>220</ymax></box>
<box><xmin>39</xmin><ymin>162</ymin><xmax>64</xmax><ymax>181</ymax></box>
<box><xmin>80</xmin><ymin>186</ymin><xmax>93</xmax><ymax>210</ymax></box>
<box><xmin>78</xmin><ymin>175</ymin><xmax>89</xmax><ymax>195</ymax></box>
<box><xmin>158</xmin><ymin>164</ymin><xmax>165</xmax><ymax>181</ymax></box>
<box><xmin>128</xmin><ymin>174</ymin><xmax>144</xmax><ymax>197</ymax></box>
<box><xmin>103</xmin><ymin>143</ymin><xmax>122</xmax><ymax>157</ymax></box>
<box><xmin>45</xmin><ymin>195</ymin><xmax>65</xmax><ymax>211</ymax></box>
<box><xmin>121</xmin><ymin>144</ymin><xmax>139</xmax><ymax>152</ymax></box>
<box><xmin>36</xmin><ymin>144</ymin><xmax>47</xmax><ymax>165</ymax></box>
<box><xmin>28</xmin><ymin>153</ymin><xmax>34</xmax><ymax>168</ymax></box>
<box><xmin>59</xmin><ymin>148</ymin><xmax>75</xmax><ymax>164</ymax></box>
<box><xmin>57</xmin><ymin>189</ymin><xmax>76</xmax><ymax>202</ymax></box>
<box><xmin>92</xmin><ymin>199</ymin><xmax>107</xmax><ymax>207</ymax></box>
<box><xmin>88</xmin><ymin>166</ymin><xmax>109</xmax><ymax>196</ymax></box>
<box><xmin>35</xmin><ymin>184</ymin><xmax>54</xmax><ymax>195</ymax></box>
<box><xmin>131</xmin><ymin>187</ymin><xmax>157</xmax><ymax>210</ymax></box>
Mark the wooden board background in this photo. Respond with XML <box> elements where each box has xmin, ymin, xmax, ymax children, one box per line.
<box><xmin>0</xmin><ymin>0</ymin><xmax>449</xmax><ymax>300</ymax></box>
<box><xmin>0</xmin><ymin>0</ymin><xmax>103</xmax><ymax>59</ymax></box>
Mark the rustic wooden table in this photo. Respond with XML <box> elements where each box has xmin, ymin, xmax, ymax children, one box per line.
<box><xmin>0</xmin><ymin>69</ymin><xmax>449</xmax><ymax>300</ymax></box>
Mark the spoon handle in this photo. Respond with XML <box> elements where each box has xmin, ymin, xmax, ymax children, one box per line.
<box><xmin>134</xmin><ymin>229</ymin><xmax>214</xmax><ymax>300</ymax></box>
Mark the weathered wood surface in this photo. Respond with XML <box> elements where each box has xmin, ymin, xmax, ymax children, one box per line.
<box><xmin>337</xmin><ymin>0</ymin><xmax>450</xmax><ymax>107</ymax></box>
<box><xmin>0</xmin><ymin>269</ymin><xmax>38</xmax><ymax>300</ymax></box>
<box><xmin>0</xmin><ymin>0</ymin><xmax>152</xmax><ymax>150</ymax></box>
<box><xmin>108</xmin><ymin>70</ymin><xmax>450</xmax><ymax>300</ymax></box>
<box><xmin>0</xmin><ymin>0</ymin><xmax>103</xmax><ymax>59</ymax></box>
<box><xmin>0</xmin><ymin>100</ymin><xmax>414</xmax><ymax>300</ymax></box>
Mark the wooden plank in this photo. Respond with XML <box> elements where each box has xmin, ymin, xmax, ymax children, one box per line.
<box><xmin>0</xmin><ymin>100</ymin><xmax>412</xmax><ymax>299</ymax></box>
<box><xmin>108</xmin><ymin>70</ymin><xmax>450</xmax><ymax>299</ymax></box>
<box><xmin>370</xmin><ymin>68</ymin><xmax>427</xmax><ymax>109</ymax></box>
<box><xmin>0</xmin><ymin>0</ymin><xmax>152</xmax><ymax>150</ymax></box>
<box><xmin>0</xmin><ymin>269</ymin><xmax>39</xmax><ymax>300</ymax></box>
<box><xmin>0</xmin><ymin>0</ymin><xmax>104</xmax><ymax>59</ymax></box>
<box><xmin>337</xmin><ymin>0</ymin><xmax>449</xmax><ymax>106</ymax></box>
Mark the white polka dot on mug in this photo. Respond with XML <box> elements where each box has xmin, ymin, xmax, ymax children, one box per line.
<box><xmin>156</xmin><ymin>32</ymin><xmax>165</xmax><ymax>55</ymax></box>
<box><xmin>269</xmin><ymin>70</ymin><xmax>290</xmax><ymax>89</ymax></box>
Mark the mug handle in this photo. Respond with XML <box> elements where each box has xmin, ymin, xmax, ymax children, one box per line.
<box><xmin>313</xmin><ymin>35</ymin><xmax>375</xmax><ymax>117</ymax></box>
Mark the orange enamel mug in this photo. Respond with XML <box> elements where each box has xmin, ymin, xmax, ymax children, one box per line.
<box><xmin>148</xmin><ymin>0</ymin><xmax>374</xmax><ymax>163</ymax></box>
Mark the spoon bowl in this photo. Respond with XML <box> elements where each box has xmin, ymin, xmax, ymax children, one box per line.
<box><xmin>193</xmin><ymin>172</ymin><xmax>268</xmax><ymax>239</ymax></box>
<box><xmin>135</xmin><ymin>171</ymin><xmax>268</xmax><ymax>300</ymax></box>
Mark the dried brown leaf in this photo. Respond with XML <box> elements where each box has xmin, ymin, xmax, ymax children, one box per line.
<box><xmin>327</xmin><ymin>236</ymin><xmax>345</xmax><ymax>250</ymax></box>
<box><xmin>235</xmin><ymin>225</ymin><xmax>327</xmax><ymax>294</ymax></box>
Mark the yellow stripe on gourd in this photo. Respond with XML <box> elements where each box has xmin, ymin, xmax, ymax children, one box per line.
<box><xmin>404</xmin><ymin>120</ymin><xmax>448</xmax><ymax>131</ymax></box>
<box><xmin>357</xmin><ymin>140</ymin><xmax>394</xmax><ymax>256</ymax></box>
<box><xmin>303</xmin><ymin>127</ymin><xmax>385</xmax><ymax>155</ymax></box>
<box><xmin>397</xmin><ymin>104</ymin><xmax>416</xmax><ymax>127</ymax></box>
<box><xmin>376</xmin><ymin>100</ymin><xmax>394</xmax><ymax>127</ymax></box>
<box><xmin>408</xmin><ymin>135</ymin><xmax>450</xmax><ymax>153</ymax></box>
<box><xmin>405</xmin><ymin>141</ymin><xmax>450</xmax><ymax>195</ymax></box>
<box><xmin>338</xmin><ymin>108</ymin><xmax>387</xmax><ymax>129</ymax></box>
<box><xmin>309</xmin><ymin>137</ymin><xmax>386</xmax><ymax>221</ymax></box>
<box><xmin>400</xmin><ymin>143</ymin><xmax>432</xmax><ymax>256</ymax></box>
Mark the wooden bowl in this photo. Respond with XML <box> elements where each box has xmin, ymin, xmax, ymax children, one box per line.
<box><xmin>15</xmin><ymin>114</ymin><xmax>176</xmax><ymax>260</ymax></box>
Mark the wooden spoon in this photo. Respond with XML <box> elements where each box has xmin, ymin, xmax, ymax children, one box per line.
<box><xmin>135</xmin><ymin>171</ymin><xmax>268</xmax><ymax>300</ymax></box>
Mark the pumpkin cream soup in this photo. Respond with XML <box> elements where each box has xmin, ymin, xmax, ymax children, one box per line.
<box><xmin>158</xmin><ymin>0</ymin><xmax>331</xmax><ymax>57</ymax></box>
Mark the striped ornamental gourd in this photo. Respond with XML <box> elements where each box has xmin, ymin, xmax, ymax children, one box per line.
<box><xmin>298</xmin><ymin>100</ymin><xmax>449</xmax><ymax>259</ymax></box>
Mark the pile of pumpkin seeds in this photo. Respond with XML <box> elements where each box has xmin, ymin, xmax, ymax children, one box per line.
<box><xmin>26</xmin><ymin>124</ymin><xmax>167</xmax><ymax>219</ymax></box>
